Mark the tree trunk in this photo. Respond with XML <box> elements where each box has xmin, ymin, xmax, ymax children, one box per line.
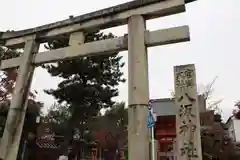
<box><xmin>61</xmin><ymin>115</ymin><xmax>75</xmax><ymax>152</ymax></box>
<box><xmin>62</xmin><ymin>107</ymin><xmax>85</xmax><ymax>159</ymax></box>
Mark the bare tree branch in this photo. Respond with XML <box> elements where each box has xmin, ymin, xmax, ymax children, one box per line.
<box><xmin>199</xmin><ymin>76</ymin><xmax>218</xmax><ymax>100</ymax></box>
<box><xmin>171</xmin><ymin>76</ymin><xmax>223</xmax><ymax>114</ymax></box>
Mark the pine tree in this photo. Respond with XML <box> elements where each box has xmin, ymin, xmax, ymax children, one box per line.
<box><xmin>43</xmin><ymin>31</ymin><xmax>125</xmax><ymax>148</ymax></box>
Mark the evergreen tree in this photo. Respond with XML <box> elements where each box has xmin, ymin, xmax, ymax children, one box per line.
<box><xmin>43</xmin><ymin>31</ymin><xmax>125</xmax><ymax>148</ymax></box>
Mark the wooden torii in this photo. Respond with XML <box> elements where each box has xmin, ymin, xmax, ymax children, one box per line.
<box><xmin>0</xmin><ymin>0</ymin><xmax>196</xmax><ymax>159</ymax></box>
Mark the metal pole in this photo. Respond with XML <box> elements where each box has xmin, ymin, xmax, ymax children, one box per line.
<box><xmin>151</xmin><ymin>127</ymin><xmax>155</xmax><ymax>160</ymax></box>
<box><xmin>21</xmin><ymin>140</ymin><xmax>27</xmax><ymax>160</ymax></box>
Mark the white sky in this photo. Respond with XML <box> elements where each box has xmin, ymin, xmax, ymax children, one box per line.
<box><xmin>0</xmin><ymin>0</ymin><xmax>239</xmax><ymax>120</ymax></box>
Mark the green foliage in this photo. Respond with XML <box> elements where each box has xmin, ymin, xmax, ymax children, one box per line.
<box><xmin>44</xmin><ymin>103</ymin><xmax>71</xmax><ymax>137</ymax></box>
<box><xmin>45</xmin><ymin>103</ymin><xmax>71</xmax><ymax>124</ymax></box>
<box><xmin>91</xmin><ymin>102</ymin><xmax>127</xmax><ymax>136</ymax></box>
<box><xmin>0</xmin><ymin>99</ymin><xmax>42</xmax><ymax>137</ymax></box>
<box><xmin>100</xmin><ymin>102</ymin><xmax>128</xmax><ymax>148</ymax></box>
<box><xmin>45</xmin><ymin>102</ymin><xmax>128</xmax><ymax>149</ymax></box>
<box><xmin>44</xmin><ymin>31</ymin><xmax>125</xmax><ymax>119</ymax></box>
<box><xmin>201</xmin><ymin>123</ymin><xmax>236</xmax><ymax>160</ymax></box>
<box><xmin>104</xmin><ymin>102</ymin><xmax>127</xmax><ymax>134</ymax></box>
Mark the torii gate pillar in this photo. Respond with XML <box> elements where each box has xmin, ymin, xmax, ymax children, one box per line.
<box><xmin>128</xmin><ymin>15</ymin><xmax>150</xmax><ymax>160</ymax></box>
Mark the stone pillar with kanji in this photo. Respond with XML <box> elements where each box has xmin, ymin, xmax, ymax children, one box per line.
<box><xmin>174</xmin><ymin>64</ymin><xmax>202</xmax><ymax>160</ymax></box>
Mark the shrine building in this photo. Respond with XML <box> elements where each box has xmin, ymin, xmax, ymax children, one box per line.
<box><xmin>151</xmin><ymin>95</ymin><xmax>214</xmax><ymax>160</ymax></box>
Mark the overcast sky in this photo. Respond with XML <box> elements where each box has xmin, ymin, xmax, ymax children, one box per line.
<box><xmin>0</xmin><ymin>0</ymin><xmax>239</xmax><ymax>120</ymax></box>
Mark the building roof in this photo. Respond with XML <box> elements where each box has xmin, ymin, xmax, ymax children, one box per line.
<box><xmin>151</xmin><ymin>95</ymin><xmax>206</xmax><ymax>116</ymax></box>
<box><xmin>36</xmin><ymin>140</ymin><xmax>59</xmax><ymax>149</ymax></box>
<box><xmin>35</xmin><ymin>134</ymin><xmax>61</xmax><ymax>149</ymax></box>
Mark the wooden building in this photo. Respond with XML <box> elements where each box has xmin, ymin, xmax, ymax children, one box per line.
<box><xmin>23</xmin><ymin>122</ymin><xmax>61</xmax><ymax>160</ymax></box>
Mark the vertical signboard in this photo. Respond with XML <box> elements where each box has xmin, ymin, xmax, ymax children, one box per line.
<box><xmin>174</xmin><ymin>64</ymin><xmax>202</xmax><ymax>160</ymax></box>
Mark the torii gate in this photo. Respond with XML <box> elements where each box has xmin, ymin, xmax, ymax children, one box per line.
<box><xmin>0</xmin><ymin>0</ymin><xmax>196</xmax><ymax>159</ymax></box>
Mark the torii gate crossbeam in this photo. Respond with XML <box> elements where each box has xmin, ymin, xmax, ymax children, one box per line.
<box><xmin>0</xmin><ymin>0</ymin><xmax>196</xmax><ymax>160</ymax></box>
